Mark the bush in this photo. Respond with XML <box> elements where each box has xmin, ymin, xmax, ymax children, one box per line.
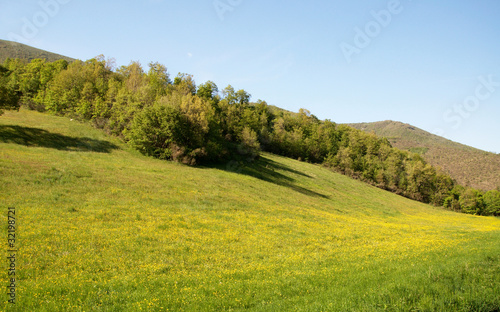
<box><xmin>126</xmin><ymin>104</ymin><xmax>188</xmax><ymax>160</ymax></box>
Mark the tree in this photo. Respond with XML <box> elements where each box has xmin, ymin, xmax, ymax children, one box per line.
<box><xmin>126</xmin><ymin>104</ymin><xmax>188</xmax><ymax>160</ymax></box>
<box><xmin>0</xmin><ymin>65</ymin><xmax>20</xmax><ymax>114</ymax></box>
<box><xmin>2</xmin><ymin>58</ymin><xmax>25</xmax><ymax>91</ymax></box>
<box><xmin>197</xmin><ymin>81</ymin><xmax>219</xmax><ymax>100</ymax></box>
<box><xmin>432</xmin><ymin>171</ymin><xmax>455</xmax><ymax>206</ymax></box>
<box><xmin>382</xmin><ymin>149</ymin><xmax>405</xmax><ymax>192</ymax></box>
<box><xmin>41</xmin><ymin>57</ymin><xmax>113</xmax><ymax>118</ymax></box>
<box><xmin>459</xmin><ymin>188</ymin><xmax>485</xmax><ymax>215</ymax></box>
<box><xmin>148</xmin><ymin>62</ymin><xmax>171</xmax><ymax>99</ymax></box>
<box><xmin>221</xmin><ymin>85</ymin><xmax>236</xmax><ymax>105</ymax></box>
<box><xmin>443</xmin><ymin>185</ymin><xmax>464</xmax><ymax>212</ymax></box>
<box><xmin>484</xmin><ymin>190</ymin><xmax>500</xmax><ymax>216</ymax></box>
<box><xmin>31</xmin><ymin>59</ymin><xmax>68</xmax><ymax>111</ymax></box>
<box><xmin>173</xmin><ymin>73</ymin><xmax>196</xmax><ymax>96</ymax></box>
<box><xmin>235</xmin><ymin>89</ymin><xmax>250</xmax><ymax>105</ymax></box>
<box><xmin>19</xmin><ymin>58</ymin><xmax>45</xmax><ymax>100</ymax></box>
<box><xmin>119</xmin><ymin>61</ymin><xmax>146</xmax><ymax>92</ymax></box>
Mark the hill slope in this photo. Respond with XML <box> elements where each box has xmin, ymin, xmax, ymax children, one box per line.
<box><xmin>348</xmin><ymin>120</ymin><xmax>500</xmax><ymax>190</ymax></box>
<box><xmin>0</xmin><ymin>39</ymin><xmax>75</xmax><ymax>63</ymax></box>
<box><xmin>1</xmin><ymin>110</ymin><xmax>500</xmax><ymax>311</ymax></box>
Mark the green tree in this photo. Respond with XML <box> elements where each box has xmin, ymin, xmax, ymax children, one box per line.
<box><xmin>42</xmin><ymin>57</ymin><xmax>113</xmax><ymax>118</ymax></box>
<box><xmin>173</xmin><ymin>73</ymin><xmax>196</xmax><ymax>96</ymax></box>
<box><xmin>221</xmin><ymin>85</ymin><xmax>237</xmax><ymax>105</ymax></box>
<box><xmin>31</xmin><ymin>59</ymin><xmax>68</xmax><ymax>111</ymax></box>
<box><xmin>235</xmin><ymin>89</ymin><xmax>251</xmax><ymax>105</ymax></box>
<box><xmin>119</xmin><ymin>61</ymin><xmax>146</xmax><ymax>92</ymax></box>
<box><xmin>197</xmin><ymin>81</ymin><xmax>219</xmax><ymax>100</ymax></box>
<box><xmin>459</xmin><ymin>188</ymin><xmax>485</xmax><ymax>215</ymax></box>
<box><xmin>431</xmin><ymin>171</ymin><xmax>455</xmax><ymax>206</ymax></box>
<box><xmin>443</xmin><ymin>185</ymin><xmax>464</xmax><ymax>212</ymax></box>
<box><xmin>19</xmin><ymin>58</ymin><xmax>45</xmax><ymax>101</ymax></box>
<box><xmin>0</xmin><ymin>65</ymin><xmax>20</xmax><ymax>114</ymax></box>
<box><xmin>2</xmin><ymin>58</ymin><xmax>25</xmax><ymax>93</ymax></box>
<box><xmin>483</xmin><ymin>190</ymin><xmax>500</xmax><ymax>216</ymax></box>
<box><xmin>126</xmin><ymin>103</ymin><xmax>188</xmax><ymax>160</ymax></box>
<box><xmin>148</xmin><ymin>62</ymin><xmax>171</xmax><ymax>99</ymax></box>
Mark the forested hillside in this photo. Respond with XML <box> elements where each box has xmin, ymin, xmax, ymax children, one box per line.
<box><xmin>1</xmin><ymin>56</ymin><xmax>499</xmax><ymax>216</ymax></box>
<box><xmin>349</xmin><ymin>121</ymin><xmax>500</xmax><ymax>191</ymax></box>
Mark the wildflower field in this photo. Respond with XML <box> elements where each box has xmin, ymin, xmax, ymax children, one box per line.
<box><xmin>1</xmin><ymin>110</ymin><xmax>500</xmax><ymax>311</ymax></box>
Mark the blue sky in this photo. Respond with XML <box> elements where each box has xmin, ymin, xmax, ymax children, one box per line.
<box><xmin>2</xmin><ymin>0</ymin><xmax>500</xmax><ymax>152</ymax></box>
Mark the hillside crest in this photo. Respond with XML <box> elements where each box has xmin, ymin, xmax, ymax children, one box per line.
<box><xmin>0</xmin><ymin>39</ymin><xmax>75</xmax><ymax>63</ymax></box>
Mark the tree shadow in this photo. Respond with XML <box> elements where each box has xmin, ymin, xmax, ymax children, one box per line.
<box><xmin>214</xmin><ymin>156</ymin><xmax>330</xmax><ymax>199</ymax></box>
<box><xmin>0</xmin><ymin>125</ymin><xmax>119</xmax><ymax>153</ymax></box>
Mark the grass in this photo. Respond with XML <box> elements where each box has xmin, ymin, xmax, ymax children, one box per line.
<box><xmin>1</xmin><ymin>109</ymin><xmax>500</xmax><ymax>311</ymax></box>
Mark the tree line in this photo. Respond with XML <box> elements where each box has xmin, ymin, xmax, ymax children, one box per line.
<box><xmin>1</xmin><ymin>56</ymin><xmax>499</xmax><ymax>216</ymax></box>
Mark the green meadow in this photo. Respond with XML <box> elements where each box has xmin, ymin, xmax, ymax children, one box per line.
<box><xmin>1</xmin><ymin>109</ymin><xmax>500</xmax><ymax>311</ymax></box>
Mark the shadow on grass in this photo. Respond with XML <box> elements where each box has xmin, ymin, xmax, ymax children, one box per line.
<box><xmin>213</xmin><ymin>156</ymin><xmax>330</xmax><ymax>199</ymax></box>
<box><xmin>0</xmin><ymin>125</ymin><xmax>119</xmax><ymax>153</ymax></box>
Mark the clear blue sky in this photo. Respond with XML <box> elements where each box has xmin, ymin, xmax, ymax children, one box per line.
<box><xmin>2</xmin><ymin>0</ymin><xmax>500</xmax><ymax>152</ymax></box>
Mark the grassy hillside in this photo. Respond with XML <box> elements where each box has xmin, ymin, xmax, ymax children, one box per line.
<box><xmin>0</xmin><ymin>39</ymin><xmax>75</xmax><ymax>63</ymax></box>
<box><xmin>1</xmin><ymin>110</ymin><xmax>500</xmax><ymax>311</ymax></box>
<box><xmin>348</xmin><ymin>120</ymin><xmax>500</xmax><ymax>191</ymax></box>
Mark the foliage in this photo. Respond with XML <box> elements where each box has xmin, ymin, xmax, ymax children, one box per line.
<box><xmin>126</xmin><ymin>103</ymin><xmax>188</xmax><ymax>160</ymax></box>
<box><xmin>0</xmin><ymin>64</ymin><xmax>20</xmax><ymax>114</ymax></box>
<box><xmin>2</xmin><ymin>57</ymin><xmax>499</xmax><ymax>215</ymax></box>
<box><xmin>483</xmin><ymin>190</ymin><xmax>500</xmax><ymax>216</ymax></box>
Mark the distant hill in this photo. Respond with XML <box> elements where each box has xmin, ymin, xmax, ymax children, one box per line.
<box><xmin>348</xmin><ymin>120</ymin><xmax>500</xmax><ymax>191</ymax></box>
<box><xmin>0</xmin><ymin>39</ymin><xmax>75</xmax><ymax>63</ymax></box>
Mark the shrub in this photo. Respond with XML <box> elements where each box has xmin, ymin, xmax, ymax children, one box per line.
<box><xmin>126</xmin><ymin>104</ymin><xmax>188</xmax><ymax>160</ymax></box>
